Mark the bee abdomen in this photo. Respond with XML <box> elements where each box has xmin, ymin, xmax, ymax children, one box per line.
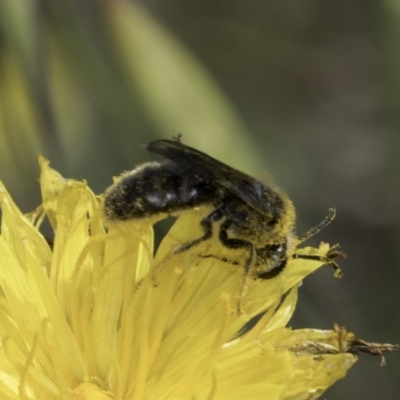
<box><xmin>104</xmin><ymin>161</ymin><xmax>216</xmax><ymax>221</ymax></box>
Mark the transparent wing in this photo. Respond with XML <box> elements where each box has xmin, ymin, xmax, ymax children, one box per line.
<box><xmin>146</xmin><ymin>140</ymin><xmax>272</xmax><ymax>213</ymax></box>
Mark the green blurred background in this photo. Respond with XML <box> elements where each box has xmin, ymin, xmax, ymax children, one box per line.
<box><xmin>0</xmin><ymin>0</ymin><xmax>399</xmax><ymax>398</ymax></box>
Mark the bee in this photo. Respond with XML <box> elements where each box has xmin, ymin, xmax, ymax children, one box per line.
<box><xmin>104</xmin><ymin>139</ymin><xmax>342</xmax><ymax>283</ymax></box>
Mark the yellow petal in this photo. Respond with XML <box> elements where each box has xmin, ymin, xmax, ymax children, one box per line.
<box><xmin>0</xmin><ymin>158</ymin><xmax>394</xmax><ymax>400</ymax></box>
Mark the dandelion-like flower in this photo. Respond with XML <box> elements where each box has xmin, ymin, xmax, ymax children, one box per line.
<box><xmin>0</xmin><ymin>158</ymin><xmax>396</xmax><ymax>400</ymax></box>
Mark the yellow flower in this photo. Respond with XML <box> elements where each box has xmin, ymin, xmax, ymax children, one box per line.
<box><xmin>0</xmin><ymin>158</ymin><xmax>396</xmax><ymax>400</ymax></box>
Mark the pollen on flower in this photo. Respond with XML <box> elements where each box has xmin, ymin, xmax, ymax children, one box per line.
<box><xmin>0</xmin><ymin>158</ymin><xmax>396</xmax><ymax>400</ymax></box>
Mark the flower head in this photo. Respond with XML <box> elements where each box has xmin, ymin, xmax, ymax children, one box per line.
<box><xmin>0</xmin><ymin>158</ymin><xmax>396</xmax><ymax>400</ymax></box>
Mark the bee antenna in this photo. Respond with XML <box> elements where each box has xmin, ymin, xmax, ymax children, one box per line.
<box><xmin>297</xmin><ymin>206</ymin><xmax>336</xmax><ymax>244</ymax></box>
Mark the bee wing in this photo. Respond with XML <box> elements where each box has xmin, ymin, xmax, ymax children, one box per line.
<box><xmin>146</xmin><ymin>140</ymin><xmax>270</xmax><ymax>213</ymax></box>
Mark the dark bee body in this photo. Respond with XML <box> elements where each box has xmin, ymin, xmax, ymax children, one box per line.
<box><xmin>104</xmin><ymin>139</ymin><xmax>297</xmax><ymax>277</ymax></box>
<box><xmin>103</xmin><ymin>161</ymin><xmax>216</xmax><ymax>219</ymax></box>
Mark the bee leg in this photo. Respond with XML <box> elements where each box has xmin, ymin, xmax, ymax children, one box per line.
<box><xmin>173</xmin><ymin>208</ymin><xmax>224</xmax><ymax>253</ymax></box>
<box><xmin>218</xmin><ymin>220</ymin><xmax>256</xmax><ymax>313</ymax></box>
<box><xmin>293</xmin><ymin>245</ymin><xmax>345</xmax><ymax>278</ymax></box>
<box><xmin>199</xmin><ymin>254</ymin><xmax>240</xmax><ymax>266</ymax></box>
<box><xmin>152</xmin><ymin>209</ymin><xmax>222</xmax><ymax>286</ymax></box>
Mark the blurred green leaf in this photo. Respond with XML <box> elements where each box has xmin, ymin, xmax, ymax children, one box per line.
<box><xmin>0</xmin><ymin>0</ymin><xmax>262</xmax><ymax>199</ymax></box>
<box><xmin>106</xmin><ymin>1</ymin><xmax>261</xmax><ymax>172</ymax></box>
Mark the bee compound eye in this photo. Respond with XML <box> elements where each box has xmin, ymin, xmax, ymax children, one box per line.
<box><xmin>276</xmin><ymin>244</ymin><xmax>285</xmax><ymax>254</ymax></box>
<box><xmin>267</xmin><ymin>243</ymin><xmax>286</xmax><ymax>255</ymax></box>
<box><xmin>256</xmin><ymin>248</ymin><xmax>287</xmax><ymax>280</ymax></box>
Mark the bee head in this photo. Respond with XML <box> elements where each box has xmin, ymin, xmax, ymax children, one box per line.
<box><xmin>255</xmin><ymin>242</ymin><xmax>288</xmax><ymax>279</ymax></box>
